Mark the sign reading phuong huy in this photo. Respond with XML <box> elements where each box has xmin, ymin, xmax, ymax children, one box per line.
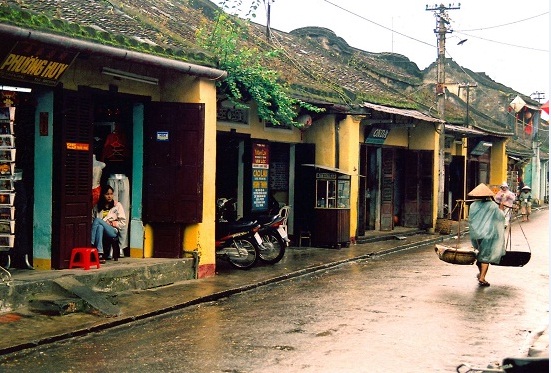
<box><xmin>251</xmin><ymin>142</ymin><xmax>270</xmax><ymax>211</ymax></box>
<box><xmin>0</xmin><ymin>41</ymin><xmax>78</xmax><ymax>86</ymax></box>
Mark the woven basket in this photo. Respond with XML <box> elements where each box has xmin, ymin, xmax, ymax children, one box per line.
<box><xmin>435</xmin><ymin>218</ymin><xmax>454</xmax><ymax>235</ymax></box>
<box><xmin>435</xmin><ymin>244</ymin><xmax>477</xmax><ymax>265</ymax></box>
<box><xmin>497</xmin><ymin>251</ymin><xmax>531</xmax><ymax>267</ymax></box>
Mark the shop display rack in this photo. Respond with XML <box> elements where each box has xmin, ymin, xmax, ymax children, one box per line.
<box><xmin>0</xmin><ymin>107</ymin><xmax>16</xmax><ymax>253</ymax></box>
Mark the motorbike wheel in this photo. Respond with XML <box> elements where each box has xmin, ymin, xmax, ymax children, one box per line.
<box><xmin>258</xmin><ymin>231</ymin><xmax>286</xmax><ymax>264</ymax></box>
<box><xmin>226</xmin><ymin>238</ymin><xmax>258</xmax><ymax>269</ymax></box>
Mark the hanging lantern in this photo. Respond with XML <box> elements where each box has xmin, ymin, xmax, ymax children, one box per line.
<box><xmin>296</xmin><ymin>114</ymin><xmax>312</xmax><ymax>130</ymax></box>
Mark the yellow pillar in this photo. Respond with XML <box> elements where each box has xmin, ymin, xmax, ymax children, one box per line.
<box><xmin>490</xmin><ymin>138</ymin><xmax>508</xmax><ymax>185</ymax></box>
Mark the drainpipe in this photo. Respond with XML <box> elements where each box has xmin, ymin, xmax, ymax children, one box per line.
<box><xmin>0</xmin><ymin>24</ymin><xmax>227</xmax><ymax>81</ymax></box>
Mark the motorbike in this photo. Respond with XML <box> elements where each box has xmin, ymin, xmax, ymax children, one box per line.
<box><xmin>215</xmin><ymin>198</ymin><xmax>262</xmax><ymax>270</ymax></box>
<box><xmin>253</xmin><ymin>213</ymin><xmax>288</xmax><ymax>265</ymax></box>
<box><xmin>217</xmin><ymin>197</ymin><xmax>288</xmax><ymax>265</ymax></box>
<box><xmin>457</xmin><ymin>356</ymin><xmax>549</xmax><ymax>372</ymax></box>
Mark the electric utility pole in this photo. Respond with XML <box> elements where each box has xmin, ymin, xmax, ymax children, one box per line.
<box><xmin>426</xmin><ymin>3</ymin><xmax>460</xmax><ymax>218</ymax></box>
<box><xmin>265</xmin><ymin>0</ymin><xmax>274</xmax><ymax>41</ymax></box>
<box><xmin>530</xmin><ymin>91</ymin><xmax>545</xmax><ymax>103</ymax></box>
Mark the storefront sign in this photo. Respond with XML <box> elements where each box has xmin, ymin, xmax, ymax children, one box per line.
<box><xmin>251</xmin><ymin>142</ymin><xmax>270</xmax><ymax>211</ymax></box>
<box><xmin>316</xmin><ymin>172</ymin><xmax>336</xmax><ymax>180</ymax></box>
<box><xmin>364</xmin><ymin>126</ymin><xmax>389</xmax><ymax>145</ymax></box>
<box><xmin>66</xmin><ymin>142</ymin><xmax>89</xmax><ymax>151</ymax></box>
<box><xmin>0</xmin><ymin>41</ymin><xmax>78</xmax><ymax>86</ymax></box>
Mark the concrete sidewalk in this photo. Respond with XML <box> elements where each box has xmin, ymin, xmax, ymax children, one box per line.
<box><xmin>0</xmin><ymin>228</ymin><xmax>448</xmax><ymax>355</ymax></box>
<box><xmin>0</xmin><ymin>217</ymin><xmax>547</xmax><ymax>359</ymax></box>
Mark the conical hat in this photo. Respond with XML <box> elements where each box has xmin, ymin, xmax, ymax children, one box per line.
<box><xmin>467</xmin><ymin>183</ymin><xmax>495</xmax><ymax>197</ymax></box>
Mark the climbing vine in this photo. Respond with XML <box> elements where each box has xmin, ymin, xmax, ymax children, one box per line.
<box><xmin>196</xmin><ymin>9</ymin><xmax>323</xmax><ymax>127</ymax></box>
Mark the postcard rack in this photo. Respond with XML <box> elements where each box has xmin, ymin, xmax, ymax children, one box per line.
<box><xmin>0</xmin><ymin>107</ymin><xmax>16</xmax><ymax>252</ymax></box>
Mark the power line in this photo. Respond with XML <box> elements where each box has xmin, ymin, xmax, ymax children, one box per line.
<box><xmin>458</xmin><ymin>12</ymin><xmax>549</xmax><ymax>32</ymax></box>
<box><xmin>320</xmin><ymin>1</ymin><xmax>549</xmax><ymax>53</ymax></box>
<box><xmin>454</xmin><ymin>31</ymin><xmax>549</xmax><ymax>52</ymax></box>
<box><xmin>321</xmin><ymin>0</ymin><xmax>434</xmax><ymax>48</ymax></box>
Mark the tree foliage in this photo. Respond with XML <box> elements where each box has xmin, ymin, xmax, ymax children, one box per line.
<box><xmin>196</xmin><ymin>8</ymin><xmax>323</xmax><ymax>127</ymax></box>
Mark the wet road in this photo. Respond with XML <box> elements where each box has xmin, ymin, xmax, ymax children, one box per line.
<box><xmin>0</xmin><ymin>211</ymin><xmax>548</xmax><ymax>372</ymax></box>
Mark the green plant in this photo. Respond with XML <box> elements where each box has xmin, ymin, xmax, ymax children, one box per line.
<box><xmin>196</xmin><ymin>11</ymin><xmax>323</xmax><ymax>127</ymax></box>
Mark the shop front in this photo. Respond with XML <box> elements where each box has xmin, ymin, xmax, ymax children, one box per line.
<box><xmin>214</xmin><ymin>99</ymin><xmax>308</xmax><ymax>245</ymax></box>
<box><xmin>304</xmin><ymin>164</ymin><xmax>351</xmax><ymax>249</ymax></box>
<box><xmin>0</xmin><ymin>24</ymin><xmax>225</xmax><ymax>273</ymax></box>
<box><xmin>358</xmin><ymin>103</ymin><xmax>440</xmax><ymax>234</ymax></box>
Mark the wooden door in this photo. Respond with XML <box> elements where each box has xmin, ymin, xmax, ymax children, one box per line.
<box><xmin>143</xmin><ymin>102</ymin><xmax>204</xmax><ymax>224</ymax></box>
<box><xmin>419</xmin><ymin>151</ymin><xmax>434</xmax><ymax>228</ymax></box>
<box><xmin>143</xmin><ymin>102</ymin><xmax>204</xmax><ymax>258</ymax></box>
<box><xmin>380</xmin><ymin>148</ymin><xmax>394</xmax><ymax>231</ymax></box>
<box><xmin>357</xmin><ymin>145</ymin><xmax>367</xmax><ymax>236</ymax></box>
<box><xmin>52</xmin><ymin>89</ymin><xmax>93</xmax><ymax>269</ymax></box>
<box><xmin>403</xmin><ymin>152</ymin><xmax>420</xmax><ymax>227</ymax></box>
<box><xmin>449</xmin><ymin>155</ymin><xmax>465</xmax><ymax>220</ymax></box>
<box><xmin>293</xmin><ymin>143</ymin><xmax>315</xmax><ymax>236</ymax></box>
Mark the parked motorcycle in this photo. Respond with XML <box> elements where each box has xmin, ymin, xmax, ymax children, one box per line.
<box><xmin>217</xmin><ymin>197</ymin><xmax>288</xmax><ymax>265</ymax></box>
<box><xmin>215</xmin><ymin>198</ymin><xmax>262</xmax><ymax>269</ymax></box>
<box><xmin>254</xmin><ymin>213</ymin><xmax>288</xmax><ymax>264</ymax></box>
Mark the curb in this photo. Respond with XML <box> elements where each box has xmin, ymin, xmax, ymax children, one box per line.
<box><xmin>0</xmin><ymin>234</ymin><xmax>448</xmax><ymax>356</ymax></box>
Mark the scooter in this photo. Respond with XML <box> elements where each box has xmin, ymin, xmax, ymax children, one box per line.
<box><xmin>215</xmin><ymin>198</ymin><xmax>262</xmax><ymax>270</ymax></box>
<box><xmin>457</xmin><ymin>356</ymin><xmax>549</xmax><ymax>372</ymax></box>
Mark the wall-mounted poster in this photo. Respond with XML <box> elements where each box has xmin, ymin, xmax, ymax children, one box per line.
<box><xmin>251</xmin><ymin>142</ymin><xmax>270</xmax><ymax>211</ymax></box>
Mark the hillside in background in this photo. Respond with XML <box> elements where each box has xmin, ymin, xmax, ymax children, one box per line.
<box><xmin>0</xmin><ymin>0</ymin><xmax>545</xmax><ymax>148</ymax></box>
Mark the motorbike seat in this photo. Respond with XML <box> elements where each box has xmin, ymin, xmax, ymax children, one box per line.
<box><xmin>228</xmin><ymin>220</ymin><xmax>259</xmax><ymax>230</ymax></box>
<box><xmin>254</xmin><ymin>214</ymin><xmax>280</xmax><ymax>225</ymax></box>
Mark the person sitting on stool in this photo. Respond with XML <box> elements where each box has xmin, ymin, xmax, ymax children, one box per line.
<box><xmin>91</xmin><ymin>185</ymin><xmax>126</xmax><ymax>262</ymax></box>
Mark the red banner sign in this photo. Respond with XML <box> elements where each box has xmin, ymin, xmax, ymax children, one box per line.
<box><xmin>0</xmin><ymin>41</ymin><xmax>78</xmax><ymax>86</ymax></box>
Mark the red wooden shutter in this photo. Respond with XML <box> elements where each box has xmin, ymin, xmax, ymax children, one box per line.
<box><xmin>380</xmin><ymin>148</ymin><xmax>394</xmax><ymax>231</ymax></box>
<box><xmin>52</xmin><ymin>89</ymin><xmax>93</xmax><ymax>269</ymax></box>
<box><xmin>419</xmin><ymin>151</ymin><xmax>434</xmax><ymax>228</ymax></box>
<box><xmin>143</xmin><ymin>102</ymin><xmax>205</xmax><ymax>224</ymax></box>
<box><xmin>403</xmin><ymin>152</ymin><xmax>420</xmax><ymax>227</ymax></box>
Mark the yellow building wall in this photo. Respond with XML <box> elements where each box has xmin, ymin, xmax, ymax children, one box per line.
<box><xmin>62</xmin><ymin>62</ymin><xmax>161</xmax><ymax>99</ymax></box>
<box><xmin>339</xmin><ymin>116</ymin><xmax>360</xmax><ymax>240</ymax></box>
<box><xmin>306</xmin><ymin>114</ymin><xmax>360</xmax><ymax>241</ymax></box>
<box><xmin>490</xmin><ymin>138</ymin><xmax>508</xmax><ymax>185</ymax></box>
<box><xmin>408</xmin><ymin>124</ymin><xmax>437</xmax><ymax>150</ymax></box>
<box><xmin>305</xmin><ymin>115</ymin><xmax>336</xmax><ymax>165</ymax></box>
<box><xmin>409</xmin><ymin>123</ymin><xmax>440</xmax><ymax>225</ymax></box>
<box><xmin>384</xmin><ymin>127</ymin><xmax>408</xmax><ymax>146</ymax></box>
<box><xmin>217</xmin><ymin>102</ymin><xmax>303</xmax><ymax>143</ymax></box>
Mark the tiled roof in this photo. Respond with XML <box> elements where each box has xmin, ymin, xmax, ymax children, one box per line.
<box><xmin>0</xmin><ymin>0</ymin><xmax>535</xmax><ymax>136</ymax></box>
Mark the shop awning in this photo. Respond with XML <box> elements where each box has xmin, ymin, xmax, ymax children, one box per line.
<box><xmin>361</xmin><ymin>102</ymin><xmax>443</xmax><ymax>123</ymax></box>
<box><xmin>445</xmin><ymin>124</ymin><xmax>488</xmax><ymax>137</ymax></box>
<box><xmin>301</xmin><ymin>164</ymin><xmax>354</xmax><ymax>176</ymax></box>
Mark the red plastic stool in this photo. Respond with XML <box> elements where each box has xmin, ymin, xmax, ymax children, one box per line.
<box><xmin>69</xmin><ymin>247</ymin><xmax>101</xmax><ymax>270</ymax></box>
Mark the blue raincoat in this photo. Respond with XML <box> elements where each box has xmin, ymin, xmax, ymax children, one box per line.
<box><xmin>468</xmin><ymin>199</ymin><xmax>506</xmax><ymax>264</ymax></box>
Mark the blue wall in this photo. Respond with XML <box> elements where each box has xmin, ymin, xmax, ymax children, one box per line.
<box><xmin>33</xmin><ymin>90</ymin><xmax>54</xmax><ymax>260</ymax></box>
